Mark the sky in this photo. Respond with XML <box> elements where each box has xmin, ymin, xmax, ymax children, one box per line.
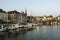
<box><xmin>0</xmin><ymin>0</ymin><xmax>60</xmax><ymax>17</ymax></box>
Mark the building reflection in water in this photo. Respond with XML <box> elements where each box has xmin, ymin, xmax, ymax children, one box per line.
<box><xmin>36</xmin><ymin>26</ymin><xmax>40</xmax><ymax>32</ymax></box>
<box><xmin>8</xmin><ymin>31</ymin><xmax>19</xmax><ymax>38</ymax></box>
<box><xmin>0</xmin><ymin>34</ymin><xmax>5</xmax><ymax>40</ymax></box>
<box><xmin>42</xmin><ymin>25</ymin><xmax>47</xmax><ymax>34</ymax></box>
<box><xmin>0</xmin><ymin>32</ymin><xmax>7</xmax><ymax>40</ymax></box>
<box><xmin>42</xmin><ymin>25</ymin><xmax>53</xmax><ymax>34</ymax></box>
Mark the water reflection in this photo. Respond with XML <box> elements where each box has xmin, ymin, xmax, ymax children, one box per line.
<box><xmin>0</xmin><ymin>32</ymin><xmax>7</xmax><ymax>40</ymax></box>
<box><xmin>0</xmin><ymin>28</ymin><xmax>35</xmax><ymax>40</ymax></box>
<box><xmin>0</xmin><ymin>25</ymin><xmax>60</xmax><ymax>40</ymax></box>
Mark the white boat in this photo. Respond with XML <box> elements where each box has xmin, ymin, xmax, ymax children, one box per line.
<box><xmin>8</xmin><ymin>24</ymin><xmax>19</xmax><ymax>30</ymax></box>
<box><xmin>0</xmin><ymin>25</ymin><xmax>8</xmax><ymax>31</ymax></box>
<box><xmin>32</xmin><ymin>23</ymin><xmax>38</xmax><ymax>26</ymax></box>
<box><xmin>24</xmin><ymin>23</ymin><xmax>33</xmax><ymax>28</ymax></box>
<box><xmin>19</xmin><ymin>24</ymin><xmax>24</xmax><ymax>28</ymax></box>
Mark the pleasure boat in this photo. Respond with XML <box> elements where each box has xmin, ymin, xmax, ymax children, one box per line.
<box><xmin>8</xmin><ymin>24</ymin><xmax>19</xmax><ymax>30</ymax></box>
<box><xmin>0</xmin><ymin>24</ymin><xmax>8</xmax><ymax>31</ymax></box>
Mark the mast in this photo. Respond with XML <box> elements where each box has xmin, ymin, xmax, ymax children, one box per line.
<box><xmin>24</xmin><ymin>9</ymin><xmax>27</xmax><ymax>23</ymax></box>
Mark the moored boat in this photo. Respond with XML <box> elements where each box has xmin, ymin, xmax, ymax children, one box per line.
<box><xmin>0</xmin><ymin>24</ymin><xmax>8</xmax><ymax>31</ymax></box>
<box><xmin>8</xmin><ymin>24</ymin><xmax>19</xmax><ymax>30</ymax></box>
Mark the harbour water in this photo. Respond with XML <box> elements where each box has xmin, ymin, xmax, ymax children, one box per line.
<box><xmin>0</xmin><ymin>25</ymin><xmax>60</xmax><ymax>40</ymax></box>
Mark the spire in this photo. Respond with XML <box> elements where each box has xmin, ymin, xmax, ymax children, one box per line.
<box><xmin>25</xmin><ymin>8</ymin><xmax>27</xmax><ymax>14</ymax></box>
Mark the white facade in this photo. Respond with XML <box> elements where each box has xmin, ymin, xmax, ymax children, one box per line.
<box><xmin>0</xmin><ymin>12</ymin><xmax>8</xmax><ymax>20</ymax></box>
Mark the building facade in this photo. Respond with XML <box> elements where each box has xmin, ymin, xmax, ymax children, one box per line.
<box><xmin>8</xmin><ymin>9</ymin><xmax>27</xmax><ymax>24</ymax></box>
<box><xmin>0</xmin><ymin>9</ymin><xmax>8</xmax><ymax>24</ymax></box>
<box><xmin>8</xmin><ymin>10</ymin><xmax>17</xmax><ymax>24</ymax></box>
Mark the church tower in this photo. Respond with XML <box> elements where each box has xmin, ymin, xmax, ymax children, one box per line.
<box><xmin>24</xmin><ymin>9</ymin><xmax>27</xmax><ymax>15</ymax></box>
